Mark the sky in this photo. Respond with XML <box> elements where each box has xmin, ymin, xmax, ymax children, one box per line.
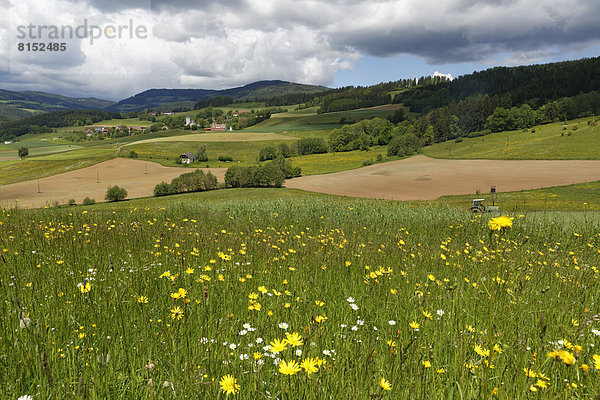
<box><xmin>1</xmin><ymin>0</ymin><xmax>599</xmax><ymax>100</ymax></box>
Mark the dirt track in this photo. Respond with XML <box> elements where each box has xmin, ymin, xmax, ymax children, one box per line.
<box><xmin>285</xmin><ymin>155</ymin><xmax>600</xmax><ymax>200</ymax></box>
<box><xmin>0</xmin><ymin>159</ymin><xmax>226</xmax><ymax>209</ymax></box>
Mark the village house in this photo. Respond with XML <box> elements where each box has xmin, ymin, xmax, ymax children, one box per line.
<box><xmin>128</xmin><ymin>126</ymin><xmax>147</xmax><ymax>135</ymax></box>
<box><xmin>208</xmin><ymin>123</ymin><xmax>227</xmax><ymax>132</ymax></box>
<box><xmin>179</xmin><ymin>153</ymin><xmax>196</xmax><ymax>164</ymax></box>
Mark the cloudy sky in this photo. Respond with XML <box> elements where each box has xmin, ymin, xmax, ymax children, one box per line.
<box><xmin>1</xmin><ymin>0</ymin><xmax>599</xmax><ymax>100</ymax></box>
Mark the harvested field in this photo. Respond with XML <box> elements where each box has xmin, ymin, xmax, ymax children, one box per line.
<box><xmin>0</xmin><ymin>158</ymin><xmax>226</xmax><ymax>208</ymax></box>
<box><xmin>128</xmin><ymin>132</ymin><xmax>295</xmax><ymax>145</ymax></box>
<box><xmin>285</xmin><ymin>155</ymin><xmax>600</xmax><ymax>200</ymax></box>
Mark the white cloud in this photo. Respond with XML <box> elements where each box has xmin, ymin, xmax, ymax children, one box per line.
<box><xmin>433</xmin><ymin>71</ymin><xmax>453</xmax><ymax>81</ymax></box>
<box><xmin>1</xmin><ymin>0</ymin><xmax>599</xmax><ymax>99</ymax></box>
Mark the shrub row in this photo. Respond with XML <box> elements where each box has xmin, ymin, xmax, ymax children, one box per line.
<box><xmin>154</xmin><ymin>170</ymin><xmax>218</xmax><ymax>196</ymax></box>
<box><xmin>225</xmin><ymin>158</ymin><xmax>301</xmax><ymax>188</ymax></box>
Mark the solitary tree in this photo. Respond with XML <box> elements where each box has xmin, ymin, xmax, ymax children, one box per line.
<box><xmin>18</xmin><ymin>147</ymin><xmax>29</xmax><ymax>159</ymax></box>
<box><xmin>105</xmin><ymin>185</ymin><xmax>128</xmax><ymax>202</ymax></box>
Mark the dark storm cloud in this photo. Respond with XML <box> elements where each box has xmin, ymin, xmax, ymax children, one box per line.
<box><xmin>323</xmin><ymin>0</ymin><xmax>600</xmax><ymax>64</ymax></box>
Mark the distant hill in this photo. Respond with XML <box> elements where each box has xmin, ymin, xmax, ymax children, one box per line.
<box><xmin>393</xmin><ymin>56</ymin><xmax>600</xmax><ymax>113</ymax></box>
<box><xmin>108</xmin><ymin>80</ymin><xmax>328</xmax><ymax>112</ymax></box>
<box><xmin>0</xmin><ymin>89</ymin><xmax>115</xmax><ymax>121</ymax></box>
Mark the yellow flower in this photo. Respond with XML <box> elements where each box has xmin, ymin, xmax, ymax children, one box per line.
<box><xmin>185</xmin><ymin>267</ymin><xmax>194</xmax><ymax>274</ymax></box>
<box><xmin>422</xmin><ymin>360</ymin><xmax>432</xmax><ymax>368</ymax></box>
<box><xmin>536</xmin><ymin>379</ymin><xmax>548</xmax><ymax>389</ymax></box>
<box><xmin>284</xmin><ymin>332</ymin><xmax>303</xmax><ymax>347</ymax></box>
<box><xmin>422</xmin><ymin>310</ymin><xmax>433</xmax><ymax>320</ymax></box>
<box><xmin>549</xmin><ymin>350</ymin><xmax>575</xmax><ymax>365</ymax></box>
<box><xmin>300</xmin><ymin>357</ymin><xmax>319</xmax><ymax>375</ymax></box>
<box><xmin>219</xmin><ymin>374</ymin><xmax>240</xmax><ymax>395</ymax></box>
<box><xmin>79</xmin><ymin>282</ymin><xmax>92</xmax><ymax>294</ymax></box>
<box><xmin>248</xmin><ymin>292</ymin><xmax>259</xmax><ymax>300</ymax></box>
<box><xmin>474</xmin><ymin>344</ymin><xmax>490</xmax><ymax>357</ymax></box>
<box><xmin>253</xmin><ymin>352</ymin><xmax>262</xmax><ymax>361</ymax></box>
<box><xmin>137</xmin><ymin>295</ymin><xmax>148</xmax><ymax>304</ymax></box>
<box><xmin>279</xmin><ymin>359</ymin><xmax>301</xmax><ymax>375</ymax></box>
<box><xmin>488</xmin><ymin>216</ymin><xmax>514</xmax><ymax>231</ymax></box>
<box><xmin>270</xmin><ymin>338</ymin><xmax>287</xmax><ymax>353</ymax></box>
<box><xmin>523</xmin><ymin>368</ymin><xmax>537</xmax><ymax>378</ymax></box>
<box><xmin>379</xmin><ymin>378</ymin><xmax>392</xmax><ymax>391</ymax></box>
<box><xmin>593</xmin><ymin>354</ymin><xmax>600</xmax><ymax>370</ymax></box>
<box><xmin>248</xmin><ymin>302</ymin><xmax>261</xmax><ymax>311</ymax></box>
<box><xmin>170</xmin><ymin>306</ymin><xmax>184</xmax><ymax>320</ymax></box>
<box><xmin>315</xmin><ymin>315</ymin><xmax>327</xmax><ymax>324</ymax></box>
<box><xmin>581</xmin><ymin>363</ymin><xmax>589</xmax><ymax>372</ymax></box>
<box><xmin>409</xmin><ymin>321</ymin><xmax>420</xmax><ymax>331</ymax></box>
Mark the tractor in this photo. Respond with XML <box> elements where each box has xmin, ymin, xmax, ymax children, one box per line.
<box><xmin>469</xmin><ymin>198</ymin><xmax>499</xmax><ymax>213</ymax></box>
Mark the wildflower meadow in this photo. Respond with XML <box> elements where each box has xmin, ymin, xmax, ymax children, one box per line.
<box><xmin>1</xmin><ymin>196</ymin><xmax>600</xmax><ymax>398</ymax></box>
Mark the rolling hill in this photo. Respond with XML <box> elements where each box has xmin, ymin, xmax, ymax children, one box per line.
<box><xmin>0</xmin><ymin>89</ymin><xmax>115</xmax><ymax>121</ymax></box>
<box><xmin>108</xmin><ymin>80</ymin><xmax>328</xmax><ymax>112</ymax></box>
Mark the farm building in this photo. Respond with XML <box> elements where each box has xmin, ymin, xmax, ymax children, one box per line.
<box><xmin>179</xmin><ymin>153</ymin><xmax>196</xmax><ymax>164</ymax></box>
<box><xmin>208</xmin><ymin>123</ymin><xmax>227</xmax><ymax>132</ymax></box>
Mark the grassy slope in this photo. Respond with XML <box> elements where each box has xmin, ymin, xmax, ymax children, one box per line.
<box><xmin>243</xmin><ymin>106</ymin><xmax>398</xmax><ymax>133</ymax></box>
<box><xmin>424</xmin><ymin>118</ymin><xmax>599</xmax><ymax>160</ymax></box>
<box><xmin>432</xmin><ymin>181</ymin><xmax>600</xmax><ymax>212</ymax></box>
<box><xmin>0</xmin><ymin>157</ymin><xmax>111</xmax><ymax>185</ymax></box>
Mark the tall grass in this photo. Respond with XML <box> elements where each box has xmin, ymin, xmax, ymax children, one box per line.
<box><xmin>1</xmin><ymin>196</ymin><xmax>599</xmax><ymax>398</ymax></box>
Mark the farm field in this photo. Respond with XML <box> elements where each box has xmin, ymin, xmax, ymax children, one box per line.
<box><xmin>0</xmin><ymin>157</ymin><xmax>111</xmax><ymax>186</ymax></box>
<box><xmin>120</xmin><ymin>140</ymin><xmax>296</xmax><ymax>169</ymax></box>
<box><xmin>424</xmin><ymin>118</ymin><xmax>599</xmax><ymax>160</ymax></box>
<box><xmin>2</xmin><ymin>192</ymin><xmax>600</xmax><ymax>398</ymax></box>
<box><xmin>286</xmin><ymin>155</ymin><xmax>600</xmax><ymax>200</ymax></box>
<box><xmin>6</xmin><ymin>155</ymin><xmax>600</xmax><ymax>209</ymax></box>
<box><xmin>0</xmin><ymin>158</ymin><xmax>226</xmax><ymax>209</ymax></box>
<box><xmin>435</xmin><ymin>180</ymin><xmax>600</xmax><ymax>211</ymax></box>
<box><xmin>243</xmin><ymin>106</ymin><xmax>400</xmax><ymax>133</ymax></box>
<box><xmin>129</xmin><ymin>132</ymin><xmax>295</xmax><ymax>145</ymax></box>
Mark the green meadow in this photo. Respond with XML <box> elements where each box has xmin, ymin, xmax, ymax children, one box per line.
<box><xmin>2</xmin><ymin>190</ymin><xmax>600</xmax><ymax>399</ymax></box>
<box><xmin>424</xmin><ymin>118</ymin><xmax>600</xmax><ymax>160</ymax></box>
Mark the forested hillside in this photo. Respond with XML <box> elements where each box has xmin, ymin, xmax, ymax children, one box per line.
<box><xmin>0</xmin><ymin>110</ymin><xmax>120</xmax><ymax>141</ymax></box>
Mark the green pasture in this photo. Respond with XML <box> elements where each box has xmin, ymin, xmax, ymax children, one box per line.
<box><xmin>424</xmin><ymin>118</ymin><xmax>600</xmax><ymax>160</ymax></box>
<box><xmin>243</xmin><ymin>106</ymin><xmax>398</xmax><ymax>133</ymax></box>
<box><xmin>0</xmin><ymin>157</ymin><xmax>110</xmax><ymax>185</ymax></box>
<box><xmin>289</xmin><ymin>146</ymin><xmax>389</xmax><ymax>175</ymax></box>
<box><xmin>86</xmin><ymin>118</ymin><xmax>154</xmax><ymax>128</ymax></box>
<box><xmin>434</xmin><ymin>180</ymin><xmax>600</xmax><ymax>212</ymax></box>
<box><xmin>2</xmin><ymin>191</ymin><xmax>600</xmax><ymax>398</ymax></box>
<box><xmin>120</xmin><ymin>140</ymin><xmax>296</xmax><ymax>168</ymax></box>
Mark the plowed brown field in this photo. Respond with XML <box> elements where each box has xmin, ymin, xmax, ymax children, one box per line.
<box><xmin>285</xmin><ymin>155</ymin><xmax>600</xmax><ymax>200</ymax></box>
<box><xmin>0</xmin><ymin>158</ymin><xmax>226</xmax><ymax>208</ymax></box>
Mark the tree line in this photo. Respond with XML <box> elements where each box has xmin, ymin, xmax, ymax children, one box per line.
<box><xmin>0</xmin><ymin>110</ymin><xmax>120</xmax><ymax>141</ymax></box>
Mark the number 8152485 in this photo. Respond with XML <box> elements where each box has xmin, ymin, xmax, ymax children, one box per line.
<box><xmin>17</xmin><ymin>42</ymin><xmax>67</xmax><ymax>51</ymax></box>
